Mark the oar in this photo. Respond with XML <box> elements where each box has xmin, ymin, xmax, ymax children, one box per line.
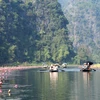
<box><xmin>92</xmin><ymin>69</ymin><xmax>96</xmax><ymax>71</ymax></box>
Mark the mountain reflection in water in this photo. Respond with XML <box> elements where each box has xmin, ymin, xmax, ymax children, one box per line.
<box><xmin>0</xmin><ymin>68</ymin><xmax>100</xmax><ymax>100</ymax></box>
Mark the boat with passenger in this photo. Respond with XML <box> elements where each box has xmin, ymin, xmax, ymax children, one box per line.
<box><xmin>80</xmin><ymin>61</ymin><xmax>96</xmax><ymax>72</ymax></box>
<box><xmin>61</xmin><ymin>63</ymin><xmax>67</xmax><ymax>68</ymax></box>
<box><xmin>49</xmin><ymin>64</ymin><xmax>60</xmax><ymax>72</ymax></box>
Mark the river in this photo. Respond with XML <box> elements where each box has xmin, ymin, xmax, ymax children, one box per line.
<box><xmin>0</xmin><ymin>67</ymin><xmax>100</xmax><ymax>100</ymax></box>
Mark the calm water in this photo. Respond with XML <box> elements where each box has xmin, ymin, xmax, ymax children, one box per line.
<box><xmin>0</xmin><ymin>68</ymin><xmax>100</xmax><ymax>100</ymax></box>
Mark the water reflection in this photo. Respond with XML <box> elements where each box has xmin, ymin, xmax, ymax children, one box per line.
<box><xmin>0</xmin><ymin>68</ymin><xmax>100</xmax><ymax>100</ymax></box>
<box><xmin>50</xmin><ymin>72</ymin><xmax>58</xmax><ymax>83</ymax></box>
<box><xmin>50</xmin><ymin>72</ymin><xmax>58</xmax><ymax>90</ymax></box>
<box><xmin>82</xmin><ymin>72</ymin><xmax>91</xmax><ymax>85</ymax></box>
<box><xmin>0</xmin><ymin>69</ymin><xmax>33</xmax><ymax>100</ymax></box>
<box><xmin>0</xmin><ymin>84</ymin><xmax>32</xmax><ymax>99</ymax></box>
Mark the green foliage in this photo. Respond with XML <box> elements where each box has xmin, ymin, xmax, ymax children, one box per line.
<box><xmin>0</xmin><ymin>0</ymin><xmax>75</xmax><ymax>65</ymax></box>
<box><xmin>8</xmin><ymin>45</ymin><xmax>16</xmax><ymax>62</ymax></box>
<box><xmin>74</xmin><ymin>44</ymin><xmax>92</xmax><ymax>64</ymax></box>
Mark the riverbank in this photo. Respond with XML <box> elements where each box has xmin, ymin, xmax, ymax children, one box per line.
<box><xmin>91</xmin><ymin>64</ymin><xmax>100</xmax><ymax>69</ymax></box>
<box><xmin>0</xmin><ymin>63</ymin><xmax>100</xmax><ymax>71</ymax></box>
<box><xmin>0</xmin><ymin>66</ymin><xmax>42</xmax><ymax>71</ymax></box>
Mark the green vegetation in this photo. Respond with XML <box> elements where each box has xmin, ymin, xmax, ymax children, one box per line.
<box><xmin>0</xmin><ymin>0</ymin><xmax>76</xmax><ymax>66</ymax></box>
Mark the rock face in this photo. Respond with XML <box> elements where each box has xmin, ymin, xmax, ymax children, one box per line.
<box><xmin>58</xmin><ymin>0</ymin><xmax>100</xmax><ymax>62</ymax></box>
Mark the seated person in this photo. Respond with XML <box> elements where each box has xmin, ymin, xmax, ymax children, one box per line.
<box><xmin>82</xmin><ymin>63</ymin><xmax>88</xmax><ymax>69</ymax></box>
<box><xmin>82</xmin><ymin>61</ymin><xmax>93</xmax><ymax>70</ymax></box>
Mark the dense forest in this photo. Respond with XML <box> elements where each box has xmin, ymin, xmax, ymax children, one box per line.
<box><xmin>1</xmin><ymin>0</ymin><xmax>99</xmax><ymax>66</ymax></box>
<box><xmin>0</xmin><ymin>0</ymin><xmax>76</xmax><ymax>66</ymax></box>
<box><xmin>58</xmin><ymin>0</ymin><xmax>100</xmax><ymax>63</ymax></box>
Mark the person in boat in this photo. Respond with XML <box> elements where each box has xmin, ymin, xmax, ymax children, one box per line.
<box><xmin>82</xmin><ymin>61</ymin><xmax>93</xmax><ymax>70</ymax></box>
<box><xmin>82</xmin><ymin>63</ymin><xmax>88</xmax><ymax>69</ymax></box>
<box><xmin>81</xmin><ymin>61</ymin><xmax>96</xmax><ymax>71</ymax></box>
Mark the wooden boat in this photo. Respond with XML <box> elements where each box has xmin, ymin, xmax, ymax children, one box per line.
<box><xmin>80</xmin><ymin>61</ymin><xmax>96</xmax><ymax>72</ymax></box>
<box><xmin>80</xmin><ymin>68</ymin><xmax>96</xmax><ymax>72</ymax></box>
<box><xmin>49</xmin><ymin>64</ymin><xmax>59</xmax><ymax>72</ymax></box>
<box><xmin>62</xmin><ymin>63</ymin><xmax>67</xmax><ymax>68</ymax></box>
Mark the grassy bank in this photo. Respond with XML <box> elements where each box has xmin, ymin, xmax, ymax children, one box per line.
<box><xmin>91</xmin><ymin>64</ymin><xmax>100</xmax><ymax>69</ymax></box>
